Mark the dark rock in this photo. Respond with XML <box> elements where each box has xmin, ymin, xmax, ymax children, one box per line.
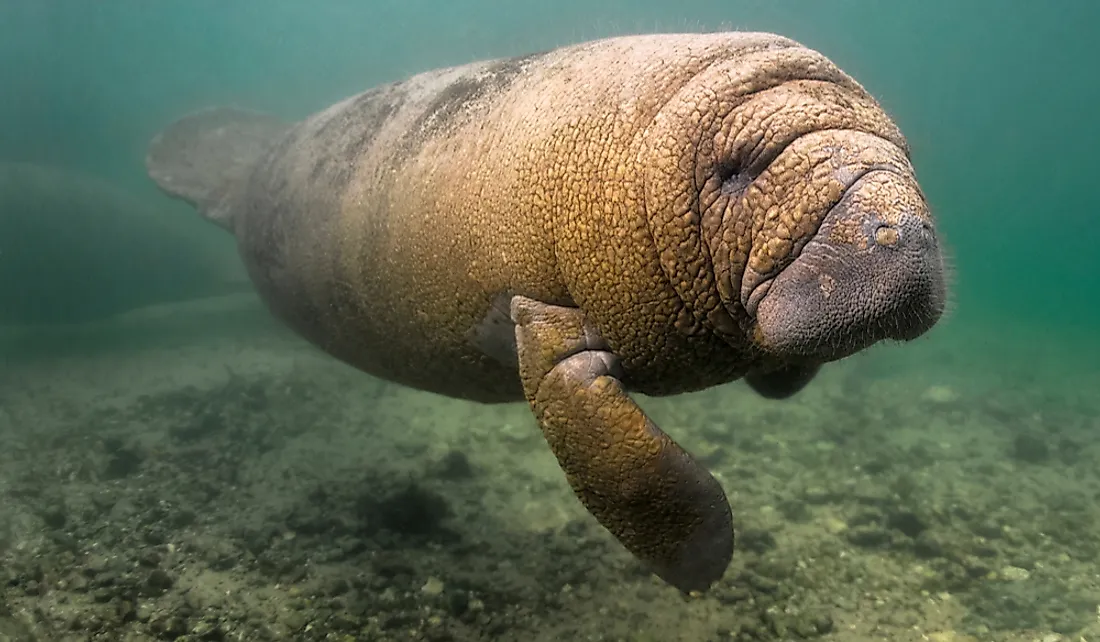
<box><xmin>283</xmin><ymin>565</ymin><xmax>308</xmax><ymax>584</ymax></box>
<box><xmin>327</xmin><ymin>577</ymin><xmax>350</xmax><ymax>596</ymax></box>
<box><xmin>91</xmin><ymin>491</ymin><xmax>118</xmax><ymax>512</ymax></box>
<box><xmin>328</xmin><ymin>612</ymin><xmax>358</xmax><ymax>631</ymax></box>
<box><xmin>382</xmin><ymin>611</ymin><xmax>419</xmax><ymax>630</ymax></box>
<box><xmin>145</xmin><ymin>568</ymin><xmax>174</xmax><ymax>595</ymax></box>
<box><xmin>715</xmin><ymin>585</ymin><xmax>751</xmax><ymax>605</ymax></box>
<box><xmin>886</xmin><ymin>510</ymin><xmax>927</xmax><ymax>538</ymax></box>
<box><xmin>138</xmin><ymin>548</ymin><xmax>163</xmax><ymax>567</ymax></box>
<box><xmin>812</xmin><ymin>614</ymin><xmax>834</xmax><ymax>635</ymax></box>
<box><xmin>738</xmin><ymin>620</ymin><xmax>767</xmax><ymax>640</ymax></box>
<box><xmin>47</xmin><ymin>530</ymin><xmax>79</xmax><ymax>552</ymax></box>
<box><xmin>184</xmin><ymin>588</ymin><xmax>208</xmax><ymax>611</ymax></box>
<box><xmin>68</xmin><ymin>574</ymin><xmax>89</xmax><ymax>592</ymax></box>
<box><xmin>847</xmin><ymin>526</ymin><xmax>891</xmax><ymax>548</ymax></box>
<box><xmin>849</xmin><ymin>510</ymin><xmax>882</xmax><ymax>528</ymax></box>
<box><xmin>151</xmin><ymin>614</ymin><xmax>189</xmax><ymax>638</ymax></box>
<box><xmin>973</xmin><ymin>520</ymin><xmax>1004</xmax><ymax>539</ymax></box>
<box><xmin>744</xmin><ymin>572</ymin><xmax>779</xmax><ymax>594</ymax></box>
<box><xmin>862</xmin><ymin>457</ymin><xmax>891</xmax><ymax>475</ymax></box>
<box><xmin>964</xmin><ymin>559</ymin><xmax>992</xmax><ymax>578</ymax></box>
<box><xmin>446</xmin><ymin>590</ymin><xmax>470</xmax><ymax>616</ymax></box>
<box><xmin>362</xmin><ymin>483</ymin><xmax>452</xmax><ymax>537</ymax></box>
<box><xmin>337</xmin><ymin>537</ymin><xmax>367</xmax><ymax>559</ymax></box>
<box><xmin>115</xmin><ymin>599</ymin><xmax>136</xmax><ymax>624</ymax></box>
<box><xmin>240</xmin><ymin>526</ymin><xmax>277</xmax><ymax>555</ymax></box>
<box><xmin>777</xmin><ymin>500</ymin><xmax>811</xmax><ymax>523</ymax></box>
<box><xmin>906</xmin><ymin>444</ymin><xmax>936</xmax><ymax>468</ymax></box>
<box><xmin>96</xmin><ymin>570</ymin><xmax>122</xmax><ymax>588</ymax></box>
<box><xmin>286</xmin><ymin>506</ymin><xmax>345</xmax><ymax>537</ymax></box>
<box><xmin>913</xmin><ymin>532</ymin><xmax>947</xmax><ymax>559</ymax></box>
<box><xmin>1011</xmin><ymin>433</ymin><xmax>1049</xmax><ymax>463</ymax></box>
<box><xmin>41</xmin><ymin>504</ymin><xmax>67</xmax><ymax>530</ymax></box>
<box><xmin>739</xmin><ymin>528</ymin><xmax>777</xmax><ymax>554</ymax></box>
<box><xmin>144</xmin><ymin>529</ymin><xmax>167</xmax><ymax>545</ymax></box>
<box><xmin>374</xmin><ymin>555</ymin><xmax>415</xmax><ymax>580</ymax></box>
<box><xmin>1057</xmin><ymin>437</ymin><xmax>1082</xmax><ymax>464</ymax></box>
<box><xmin>425</xmin><ymin>630</ymin><xmax>457</xmax><ymax>642</ymax></box>
<box><xmin>763</xmin><ymin>611</ymin><xmax>789</xmax><ymax>637</ymax></box>
<box><xmin>752</xmin><ymin>559</ymin><xmax>795</xmax><ymax>583</ymax></box>
<box><xmin>171</xmin><ymin>509</ymin><xmax>197</xmax><ymax>528</ymax></box>
<box><xmin>172</xmin><ymin>410</ymin><xmax>224</xmax><ymax>442</ymax></box>
<box><xmin>280</xmin><ymin>611</ymin><xmax>307</xmax><ymax>632</ymax></box>
<box><xmin>434</xmin><ymin>450</ymin><xmax>475</xmax><ymax>480</ymax></box>
<box><xmin>791</xmin><ymin>615</ymin><xmax>821</xmax><ymax>637</ymax></box>
<box><xmin>84</xmin><ymin>554</ymin><xmax>110</xmax><ymax>576</ymax></box>
<box><xmin>104</xmin><ymin>447</ymin><xmax>142</xmax><ymax>479</ymax></box>
<box><xmin>200</xmin><ymin>539</ymin><xmax>239</xmax><ymax>571</ymax></box>
<box><xmin>68</xmin><ymin>612</ymin><xmax>102</xmax><ymax>632</ymax></box>
<box><xmin>891</xmin><ymin>473</ymin><xmax>921</xmax><ymax>500</ymax></box>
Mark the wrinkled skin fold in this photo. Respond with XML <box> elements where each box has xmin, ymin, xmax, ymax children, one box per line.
<box><xmin>145</xmin><ymin>31</ymin><xmax>948</xmax><ymax>594</ymax></box>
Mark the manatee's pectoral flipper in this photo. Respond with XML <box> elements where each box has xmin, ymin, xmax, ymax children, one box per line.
<box><xmin>745</xmin><ymin>363</ymin><xmax>821</xmax><ymax>400</ymax></box>
<box><xmin>510</xmin><ymin>295</ymin><xmax>734</xmax><ymax>593</ymax></box>
<box><xmin>145</xmin><ymin>107</ymin><xmax>289</xmax><ymax>231</ymax></box>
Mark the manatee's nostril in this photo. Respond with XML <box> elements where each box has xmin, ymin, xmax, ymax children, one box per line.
<box><xmin>874</xmin><ymin>224</ymin><xmax>899</xmax><ymax>247</ymax></box>
<box><xmin>915</xmin><ymin>220</ymin><xmax>937</xmax><ymax>246</ymax></box>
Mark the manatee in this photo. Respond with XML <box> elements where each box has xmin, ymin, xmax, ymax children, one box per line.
<box><xmin>0</xmin><ymin>162</ymin><xmax>247</xmax><ymax>325</ymax></box>
<box><xmin>145</xmin><ymin>32</ymin><xmax>947</xmax><ymax>593</ymax></box>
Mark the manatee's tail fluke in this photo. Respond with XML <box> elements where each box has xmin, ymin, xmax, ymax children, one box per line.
<box><xmin>145</xmin><ymin>106</ymin><xmax>289</xmax><ymax>232</ymax></box>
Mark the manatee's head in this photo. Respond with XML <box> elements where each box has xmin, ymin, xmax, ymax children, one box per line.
<box><xmin>743</xmin><ymin>162</ymin><xmax>946</xmax><ymax>361</ymax></box>
<box><xmin>641</xmin><ymin>35</ymin><xmax>947</xmax><ymax>364</ymax></box>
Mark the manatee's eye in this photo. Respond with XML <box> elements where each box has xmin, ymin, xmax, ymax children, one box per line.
<box><xmin>874</xmin><ymin>224</ymin><xmax>899</xmax><ymax>247</ymax></box>
<box><xmin>716</xmin><ymin>158</ymin><xmax>740</xmax><ymax>182</ymax></box>
<box><xmin>718</xmin><ymin>158</ymin><xmax>751</xmax><ymax>196</ymax></box>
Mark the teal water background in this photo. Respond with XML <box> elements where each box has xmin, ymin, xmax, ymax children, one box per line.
<box><xmin>1</xmin><ymin>0</ymin><xmax>1097</xmax><ymax>335</ymax></box>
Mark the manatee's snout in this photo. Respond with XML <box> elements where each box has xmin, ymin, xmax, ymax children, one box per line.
<box><xmin>747</xmin><ymin>170</ymin><xmax>946</xmax><ymax>361</ymax></box>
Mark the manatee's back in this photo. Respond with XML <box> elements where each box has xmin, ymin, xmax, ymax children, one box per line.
<box><xmin>145</xmin><ymin>32</ymin><xmax>831</xmax><ymax>402</ymax></box>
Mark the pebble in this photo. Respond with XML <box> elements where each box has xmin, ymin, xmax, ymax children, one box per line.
<box><xmin>823</xmin><ymin>517</ymin><xmax>848</xmax><ymax>534</ymax></box>
<box><xmin>999</xmin><ymin>566</ymin><xmax>1030</xmax><ymax>581</ymax></box>
<box><xmin>328</xmin><ymin>577</ymin><xmax>350</xmax><ymax>596</ymax></box>
<box><xmin>281</xmin><ymin>610</ymin><xmax>307</xmax><ymax>632</ymax></box>
<box><xmin>145</xmin><ymin>568</ymin><xmax>174</xmax><ymax>593</ymax></box>
<box><xmin>84</xmin><ymin>554</ymin><xmax>109</xmax><ymax>575</ymax></box>
<box><xmin>421</xmin><ymin>576</ymin><xmax>445</xmax><ymax>596</ymax></box>
<box><xmin>922</xmin><ymin>385</ymin><xmax>959</xmax><ymax>404</ymax></box>
<box><xmin>927</xmin><ymin>632</ymin><xmax>977</xmax><ymax>642</ymax></box>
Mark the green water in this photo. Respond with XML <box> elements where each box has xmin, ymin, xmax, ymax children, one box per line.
<box><xmin>1</xmin><ymin>2</ymin><xmax>1098</xmax><ymax>641</ymax></box>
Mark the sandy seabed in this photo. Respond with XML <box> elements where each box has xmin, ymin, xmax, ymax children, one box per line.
<box><xmin>1</xmin><ymin>294</ymin><xmax>1098</xmax><ymax>642</ymax></box>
